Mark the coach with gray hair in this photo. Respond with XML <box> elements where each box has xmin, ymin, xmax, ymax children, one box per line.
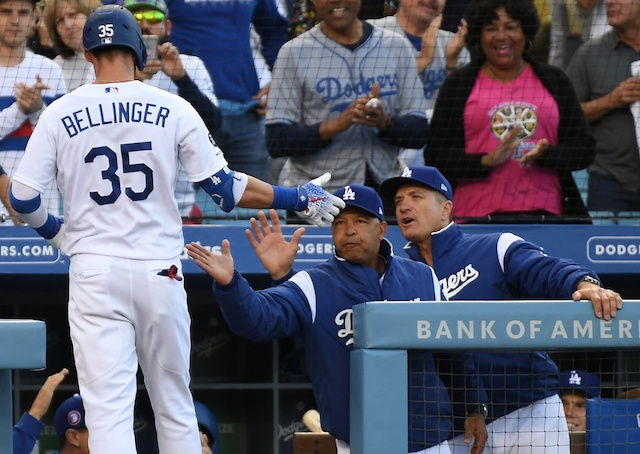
<box><xmin>380</xmin><ymin>165</ymin><xmax>622</xmax><ymax>453</ymax></box>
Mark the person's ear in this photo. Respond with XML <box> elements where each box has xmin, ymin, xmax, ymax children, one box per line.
<box><xmin>442</xmin><ymin>200</ymin><xmax>453</xmax><ymax>222</ymax></box>
<box><xmin>166</xmin><ymin>18</ymin><xmax>172</xmax><ymax>36</ymax></box>
<box><xmin>66</xmin><ymin>428</ymin><xmax>82</xmax><ymax>447</ymax></box>
<box><xmin>379</xmin><ymin>220</ymin><xmax>387</xmax><ymax>240</ymax></box>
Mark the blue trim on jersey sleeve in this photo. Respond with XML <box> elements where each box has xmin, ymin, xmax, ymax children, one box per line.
<box><xmin>9</xmin><ymin>191</ymin><xmax>41</xmax><ymax>214</ymax></box>
<box><xmin>34</xmin><ymin>214</ymin><xmax>62</xmax><ymax>239</ymax></box>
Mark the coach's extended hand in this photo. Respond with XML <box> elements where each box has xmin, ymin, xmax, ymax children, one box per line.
<box><xmin>186</xmin><ymin>241</ymin><xmax>235</xmax><ymax>286</ymax></box>
<box><xmin>246</xmin><ymin>209</ymin><xmax>305</xmax><ymax>280</ymax></box>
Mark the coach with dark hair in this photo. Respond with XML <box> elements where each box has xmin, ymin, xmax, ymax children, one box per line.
<box><xmin>187</xmin><ymin>185</ymin><xmax>489</xmax><ymax>454</ymax></box>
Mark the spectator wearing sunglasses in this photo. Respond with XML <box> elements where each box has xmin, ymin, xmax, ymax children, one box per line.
<box><xmin>121</xmin><ymin>0</ymin><xmax>222</xmax><ymax>223</ymax></box>
<box><xmin>44</xmin><ymin>0</ymin><xmax>102</xmax><ymax>91</ymax></box>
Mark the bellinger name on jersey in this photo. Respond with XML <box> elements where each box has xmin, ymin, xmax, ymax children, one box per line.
<box><xmin>61</xmin><ymin>101</ymin><xmax>171</xmax><ymax>138</ymax></box>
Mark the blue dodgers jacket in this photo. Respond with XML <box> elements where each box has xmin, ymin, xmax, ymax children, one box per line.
<box><xmin>213</xmin><ymin>239</ymin><xmax>487</xmax><ymax>451</ymax></box>
<box><xmin>13</xmin><ymin>412</ymin><xmax>44</xmax><ymax>454</ymax></box>
<box><xmin>405</xmin><ymin>222</ymin><xmax>600</xmax><ymax>429</ymax></box>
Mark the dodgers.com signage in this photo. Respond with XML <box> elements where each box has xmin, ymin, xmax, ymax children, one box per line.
<box><xmin>0</xmin><ymin>224</ymin><xmax>639</xmax><ymax>275</ymax></box>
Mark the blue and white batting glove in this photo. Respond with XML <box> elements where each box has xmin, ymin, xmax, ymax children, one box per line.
<box><xmin>295</xmin><ymin>173</ymin><xmax>346</xmax><ymax>226</ymax></box>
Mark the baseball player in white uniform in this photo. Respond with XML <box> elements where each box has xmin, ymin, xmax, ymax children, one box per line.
<box><xmin>9</xmin><ymin>5</ymin><xmax>344</xmax><ymax>454</ymax></box>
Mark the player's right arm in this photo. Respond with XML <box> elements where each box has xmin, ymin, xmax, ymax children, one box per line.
<box><xmin>9</xmin><ymin>115</ymin><xmax>64</xmax><ymax>248</ymax></box>
<box><xmin>10</xmin><ymin>180</ymin><xmax>64</xmax><ymax>248</ymax></box>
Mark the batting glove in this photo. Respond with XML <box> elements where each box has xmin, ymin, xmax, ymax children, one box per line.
<box><xmin>295</xmin><ymin>173</ymin><xmax>346</xmax><ymax>226</ymax></box>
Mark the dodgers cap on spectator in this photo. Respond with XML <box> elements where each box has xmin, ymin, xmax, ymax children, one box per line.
<box><xmin>120</xmin><ymin>0</ymin><xmax>167</xmax><ymax>15</ymax></box>
<box><xmin>559</xmin><ymin>369</ymin><xmax>601</xmax><ymax>398</ymax></box>
<box><xmin>379</xmin><ymin>166</ymin><xmax>453</xmax><ymax>202</ymax></box>
<box><xmin>54</xmin><ymin>394</ymin><xmax>86</xmax><ymax>437</ymax></box>
<box><xmin>333</xmin><ymin>184</ymin><xmax>384</xmax><ymax>221</ymax></box>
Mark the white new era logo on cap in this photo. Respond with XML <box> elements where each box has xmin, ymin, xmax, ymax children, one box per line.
<box><xmin>440</xmin><ymin>183</ymin><xmax>448</xmax><ymax>192</ymax></box>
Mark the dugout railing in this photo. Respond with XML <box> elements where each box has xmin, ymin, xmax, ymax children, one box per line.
<box><xmin>350</xmin><ymin>300</ymin><xmax>640</xmax><ymax>454</ymax></box>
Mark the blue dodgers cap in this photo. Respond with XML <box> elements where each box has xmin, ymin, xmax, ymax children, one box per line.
<box><xmin>559</xmin><ymin>369</ymin><xmax>601</xmax><ymax>398</ymax></box>
<box><xmin>333</xmin><ymin>184</ymin><xmax>384</xmax><ymax>221</ymax></box>
<box><xmin>379</xmin><ymin>166</ymin><xmax>453</xmax><ymax>202</ymax></box>
<box><xmin>54</xmin><ymin>394</ymin><xmax>86</xmax><ymax>437</ymax></box>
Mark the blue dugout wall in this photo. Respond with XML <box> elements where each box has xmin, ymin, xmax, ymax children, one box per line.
<box><xmin>350</xmin><ymin>300</ymin><xmax>640</xmax><ymax>454</ymax></box>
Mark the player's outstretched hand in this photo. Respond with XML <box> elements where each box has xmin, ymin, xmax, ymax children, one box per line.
<box><xmin>296</xmin><ymin>173</ymin><xmax>346</xmax><ymax>226</ymax></box>
<box><xmin>186</xmin><ymin>241</ymin><xmax>235</xmax><ymax>286</ymax></box>
<box><xmin>29</xmin><ymin>368</ymin><xmax>69</xmax><ymax>421</ymax></box>
<box><xmin>246</xmin><ymin>209</ymin><xmax>305</xmax><ymax>280</ymax></box>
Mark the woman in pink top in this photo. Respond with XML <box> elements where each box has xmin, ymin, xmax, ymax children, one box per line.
<box><xmin>427</xmin><ymin>0</ymin><xmax>594</xmax><ymax>223</ymax></box>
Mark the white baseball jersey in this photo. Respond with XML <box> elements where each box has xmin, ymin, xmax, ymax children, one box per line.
<box><xmin>13</xmin><ymin>80</ymin><xmax>226</xmax><ymax>259</ymax></box>
<box><xmin>0</xmin><ymin>51</ymin><xmax>67</xmax><ymax>221</ymax></box>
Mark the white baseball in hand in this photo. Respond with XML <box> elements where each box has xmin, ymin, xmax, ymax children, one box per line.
<box><xmin>365</xmin><ymin>98</ymin><xmax>379</xmax><ymax>109</ymax></box>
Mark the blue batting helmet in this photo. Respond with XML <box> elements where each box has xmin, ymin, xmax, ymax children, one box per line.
<box><xmin>194</xmin><ymin>401</ymin><xmax>219</xmax><ymax>454</ymax></box>
<box><xmin>83</xmin><ymin>4</ymin><xmax>147</xmax><ymax>70</ymax></box>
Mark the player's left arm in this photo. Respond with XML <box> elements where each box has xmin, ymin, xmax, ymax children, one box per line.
<box><xmin>199</xmin><ymin>169</ymin><xmax>345</xmax><ymax>226</ymax></box>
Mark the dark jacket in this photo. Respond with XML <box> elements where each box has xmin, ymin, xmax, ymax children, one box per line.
<box><xmin>427</xmin><ymin>56</ymin><xmax>595</xmax><ymax>220</ymax></box>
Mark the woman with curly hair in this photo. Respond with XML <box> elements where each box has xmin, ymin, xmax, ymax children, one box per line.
<box><xmin>428</xmin><ymin>0</ymin><xmax>595</xmax><ymax>224</ymax></box>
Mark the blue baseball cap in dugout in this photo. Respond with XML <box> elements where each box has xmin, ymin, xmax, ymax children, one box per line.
<box><xmin>194</xmin><ymin>401</ymin><xmax>219</xmax><ymax>454</ymax></box>
<box><xmin>333</xmin><ymin>184</ymin><xmax>384</xmax><ymax>221</ymax></box>
<box><xmin>54</xmin><ymin>394</ymin><xmax>86</xmax><ymax>437</ymax></box>
<box><xmin>559</xmin><ymin>369</ymin><xmax>601</xmax><ymax>398</ymax></box>
<box><xmin>379</xmin><ymin>166</ymin><xmax>453</xmax><ymax>202</ymax></box>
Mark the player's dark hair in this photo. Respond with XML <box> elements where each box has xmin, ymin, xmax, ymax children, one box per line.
<box><xmin>464</xmin><ymin>0</ymin><xmax>541</xmax><ymax>59</ymax></box>
<box><xmin>90</xmin><ymin>45</ymin><xmax>137</xmax><ymax>65</ymax></box>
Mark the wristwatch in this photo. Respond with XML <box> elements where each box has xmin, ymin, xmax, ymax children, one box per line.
<box><xmin>580</xmin><ymin>275</ymin><xmax>601</xmax><ymax>287</ymax></box>
<box><xmin>467</xmin><ymin>403</ymin><xmax>488</xmax><ymax>418</ymax></box>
